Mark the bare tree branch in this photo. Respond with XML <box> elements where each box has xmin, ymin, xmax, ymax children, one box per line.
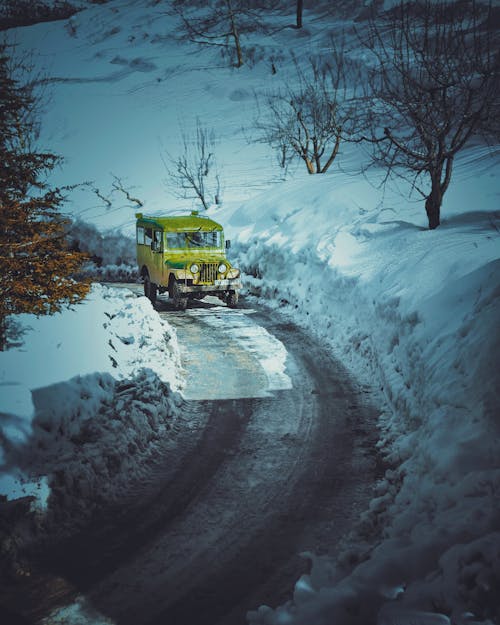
<box><xmin>91</xmin><ymin>186</ymin><xmax>112</xmax><ymax>208</ymax></box>
<box><xmin>111</xmin><ymin>174</ymin><xmax>144</xmax><ymax>208</ymax></box>
<box><xmin>164</xmin><ymin>119</ymin><xmax>223</xmax><ymax>211</ymax></box>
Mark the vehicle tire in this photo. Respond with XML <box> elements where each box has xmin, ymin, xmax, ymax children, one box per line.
<box><xmin>227</xmin><ymin>291</ymin><xmax>239</xmax><ymax>308</ymax></box>
<box><xmin>170</xmin><ymin>280</ymin><xmax>188</xmax><ymax>310</ymax></box>
<box><xmin>144</xmin><ymin>273</ymin><xmax>157</xmax><ymax>305</ymax></box>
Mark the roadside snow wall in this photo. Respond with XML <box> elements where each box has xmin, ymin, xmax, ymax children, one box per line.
<box><xmin>0</xmin><ymin>284</ymin><xmax>183</xmax><ymax>572</ymax></box>
<box><xmin>223</xmin><ymin>156</ymin><xmax>500</xmax><ymax>624</ymax></box>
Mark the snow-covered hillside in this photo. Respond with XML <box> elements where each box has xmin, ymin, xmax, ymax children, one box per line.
<box><xmin>226</xmin><ymin>161</ymin><xmax>500</xmax><ymax>624</ymax></box>
<box><xmin>1</xmin><ymin>1</ymin><xmax>499</xmax><ymax>623</ymax></box>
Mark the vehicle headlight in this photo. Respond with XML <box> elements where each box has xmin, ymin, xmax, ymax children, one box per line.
<box><xmin>227</xmin><ymin>268</ymin><xmax>240</xmax><ymax>279</ymax></box>
<box><xmin>190</xmin><ymin>263</ymin><xmax>199</xmax><ymax>274</ymax></box>
<box><xmin>218</xmin><ymin>263</ymin><xmax>227</xmax><ymax>274</ymax></box>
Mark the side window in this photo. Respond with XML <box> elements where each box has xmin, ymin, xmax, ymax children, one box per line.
<box><xmin>136</xmin><ymin>226</ymin><xmax>145</xmax><ymax>245</ymax></box>
<box><xmin>144</xmin><ymin>228</ymin><xmax>153</xmax><ymax>247</ymax></box>
<box><xmin>153</xmin><ymin>230</ymin><xmax>162</xmax><ymax>252</ymax></box>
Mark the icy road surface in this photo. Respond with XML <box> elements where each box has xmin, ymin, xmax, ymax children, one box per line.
<box><xmin>173</xmin><ymin>305</ymin><xmax>292</xmax><ymax>400</ymax></box>
<box><xmin>38</xmin><ymin>288</ymin><xmax>380</xmax><ymax>625</ymax></box>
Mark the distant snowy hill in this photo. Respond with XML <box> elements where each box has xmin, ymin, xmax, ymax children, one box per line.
<box><xmin>1</xmin><ymin>1</ymin><xmax>499</xmax><ymax>624</ymax></box>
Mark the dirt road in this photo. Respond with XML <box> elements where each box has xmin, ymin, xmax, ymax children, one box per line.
<box><xmin>28</xmin><ymin>289</ymin><xmax>381</xmax><ymax>625</ymax></box>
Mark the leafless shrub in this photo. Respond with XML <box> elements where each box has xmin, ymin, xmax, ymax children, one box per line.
<box><xmin>256</xmin><ymin>40</ymin><xmax>363</xmax><ymax>174</ymax></box>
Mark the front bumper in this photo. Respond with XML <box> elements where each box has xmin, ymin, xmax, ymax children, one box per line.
<box><xmin>177</xmin><ymin>279</ymin><xmax>242</xmax><ymax>294</ymax></box>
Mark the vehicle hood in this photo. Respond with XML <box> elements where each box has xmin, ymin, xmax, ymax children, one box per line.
<box><xmin>164</xmin><ymin>253</ymin><xmax>229</xmax><ymax>268</ymax></box>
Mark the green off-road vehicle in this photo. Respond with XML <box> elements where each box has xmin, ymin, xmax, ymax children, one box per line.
<box><xmin>136</xmin><ymin>211</ymin><xmax>241</xmax><ymax>309</ymax></box>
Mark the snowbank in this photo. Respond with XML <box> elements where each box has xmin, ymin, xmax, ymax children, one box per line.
<box><xmin>223</xmin><ymin>150</ymin><xmax>500</xmax><ymax>624</ymax></box>
<box><xmin>0</xmin><ymin>284</ymin><xmax>183</xmax><ymax>570</ymax></box>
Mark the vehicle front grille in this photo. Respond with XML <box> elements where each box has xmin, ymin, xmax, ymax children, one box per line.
<box><xmin>199</xmin><ymin>263</ymin><xmax>218</xmax><ymax>284</ymax></box>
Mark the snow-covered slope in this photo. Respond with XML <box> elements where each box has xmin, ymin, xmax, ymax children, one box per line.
<box><xmin>2</xmin><ymin>1</ymin><xmax>499</xmax><ymax>623</ymax></box>
<box><xmin>225</xmin><ymin>159</ymin><xmax>500</xmax><ymax>624</ymax></box>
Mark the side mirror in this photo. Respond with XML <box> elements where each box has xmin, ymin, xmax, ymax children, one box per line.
<box><xmin>225</xmin><ymin>239</ymin><xmax>231</xmax><ymax>249</ymax></box>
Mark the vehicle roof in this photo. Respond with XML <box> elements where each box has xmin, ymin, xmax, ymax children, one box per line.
<box><xmin>136</xmin><ymin>213</ymin><xmax>223</xmax><ymax>232</ymax></box>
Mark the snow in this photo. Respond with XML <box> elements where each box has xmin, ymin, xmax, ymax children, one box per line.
<box><xmin>233</xmin><ymin>161</ymin><xmax>500</xmax><ymax>623</ymax></box>
<box><xmin>187</xmin><ymin>306</ymin><xmax>292</xmax><ymax>393</ymax></box>
<box><xmin>0</xmin><ymin>285</ymin><xmax>183</xmax><ymax>527</ymax></box>
<box><xmin>41</xmin><ymin>595</ymin><xmax>115</xmax><ymax>625</ymax></box>
<box><xmin>2</xmin><ymin>1</ymin><xmax>499</xmax><ymax>623</ymax></box>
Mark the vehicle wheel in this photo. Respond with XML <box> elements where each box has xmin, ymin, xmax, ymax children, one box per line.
<box><xmin>227</xmin><ymin>291</ymin><xmax>239</xmax><ymax>308</ymax></box>
<box><xmin>170</xmin><ymin>280</ymin><xmax>188</xmax><ymax>310</ymax></box>
<box><xmin>144</xmin><ymin>273</ymin><xmax>157</xmax><ymax>305</ymax></box>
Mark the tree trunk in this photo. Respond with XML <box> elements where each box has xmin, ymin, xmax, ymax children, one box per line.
<box><xmin>296</xmin><ymin>0</ymin><xmax>303</xmax><ymax>28</ymax></box>
<box><xmin>425</xmin><ymin>183</ymin><xmax>442</xmax><ymax>229</ymax></box>
<box><xmin>226</xmin><ymin>0</ymin><xmax>243</xmax><ymax>67</ymax></box>
<box><xmin>320</xmin><ymin>133</ymin><xmax>341</xmax><ymax>173</ymax></box>
<box><xmin>234</xmin><ymin>33</ymin><xmax>243</xmax><ymax>68</ymax></box>
<box><xmin>312</xmin><ymin>138</ymin><xmax>321</xmax><ymax>172</ymax></box>
<box><xmin>302</xmin><ymin>155</ymin><xmax>314</xmax><ymax>174</ymax></box>
<box><xmin>0</xmin><ymin>315</ymin><xmax>7</xmax><ymax>351</ymax></box>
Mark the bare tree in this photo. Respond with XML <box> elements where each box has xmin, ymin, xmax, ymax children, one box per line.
<box><xmin>164</xmin><ymin>120</ymin><xmax>222</xmax><ymax>211</ymax></box>
<box><xmin>172</xmin><ymin>0</ymin><xmax>263</xmax><ymax>68</ymax></box>
<box><xmin>257</xmin><ymin>46</ymin><xmax>360</xmax><ymax>174</ymax></box>
<box><xmin>362</xmin><ymin>0</ymin><xmax>500</xmax><ymax>229</ymax></box>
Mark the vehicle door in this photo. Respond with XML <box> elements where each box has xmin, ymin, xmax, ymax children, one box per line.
<box><xmin>151</xmin><ymin>228</ymin><xmax>164</xmax><ymax>284</ymax></box>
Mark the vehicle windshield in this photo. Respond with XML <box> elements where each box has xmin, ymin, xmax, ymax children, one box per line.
<box><xmin>166</xmin><ymin>230</ymin><xmax>222</xmax><ymax>249</ymax></box>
